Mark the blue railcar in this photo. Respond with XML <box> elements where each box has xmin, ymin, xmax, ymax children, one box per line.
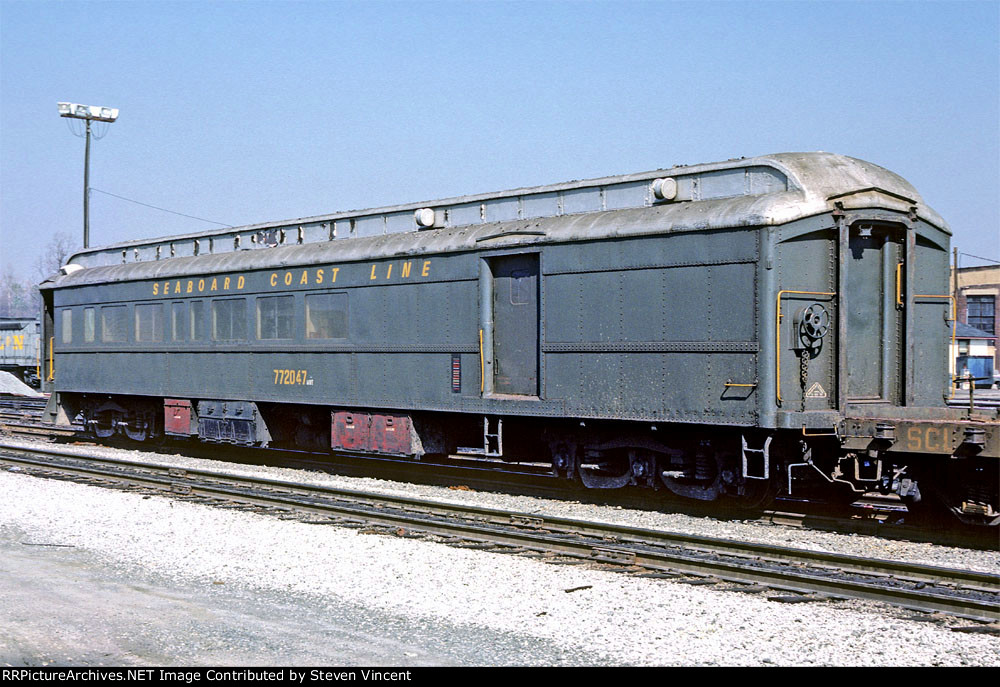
<box><xmin>39</xmin><ymin>153</ymin><xmax>998</xmax><ymax>524</ymax></box>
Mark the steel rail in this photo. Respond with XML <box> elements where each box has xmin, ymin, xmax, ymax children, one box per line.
<box><xmin>0</xmin><ymin>433</ymin><xmax>994</xmax><ymax>550</ymax></box>
<box><xmin>0</xmin><ymin>442</ymin><xmax>990</xmax><ymax>581</ymax></box>
<box><xmin>0</xmin><ymin>422</ymin><xmax>75</xmax><ymax>437</ymax></box>
<box><xmin>2</xmin><ymin>443</ymin><xmax>998</xmax><ymax>623</ymax></box>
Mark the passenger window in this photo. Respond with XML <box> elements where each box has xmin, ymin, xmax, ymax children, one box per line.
<box><xmin>172</xmin><ymin>302</ymin><xmax>186</xmax><ymax>341</ymax></box>
<box><xmin>61</xmin><ymin>309</ymin><xmax>72</xmax><ymax>344</ymax></box>
<box><xmin>190</xmin><ymin>301</ymin><xmax>205</xmax><ymax>341</ymax></box>
<box><xmin>257</xmin><ymin>295</ymin><xmax>294</xmax><ymax>340</ymax></box>
<box><xmin>305</xmin><ymin>293</ymin><xmax>348</xmax><ymax>339</ymax></box>
<box><xmin>135</xmin><ymin>303</ymin><xmax>164</xmax><ymax>342</ymax></box>
<box><xmin>83</xmin><ymin>308</ymin><xmax>95</xmax><ymax>343</ymax></box>
<box><xmin>212</xmin><ymin>298</ymin><xmax>246</xmax><ymax>340</ymax></box>
<box><xmin>101</xmin><ymin>305</ymin><xmax>129</xmax><ymax>342</ymax></box>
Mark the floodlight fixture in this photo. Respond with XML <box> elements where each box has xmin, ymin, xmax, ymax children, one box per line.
<box><xmin>58</xmin><ymin>101</ymin><xmax>119</xmax><ymax>123</ymax></box>
<box><xmin>57</xmin><ymin>101</ymin><xmax>120</xmax><ymax>248</ymax></box>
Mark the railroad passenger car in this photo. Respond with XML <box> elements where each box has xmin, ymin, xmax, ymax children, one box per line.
<box><xmin>0</xmin><ymin>317</ymin><xmax>40</xmax><ymax>387</ymax></box>
<box><xmin>40</xmin><ymin>153</ymin><xmax>999</xmax><ymax>524</ymax></box>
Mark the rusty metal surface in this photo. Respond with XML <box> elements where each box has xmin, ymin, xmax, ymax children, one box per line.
<box><xmin>369</xmin><ymin>414</ymin><xmax>415</xmax><ymax>455</ymax></box>
<box><xmin>332</xmin><ymin>411</ymin><xmax>417</xmax><ymax>456</ymax></box>
<box><xmin>163</xmin><ymin>399</ymin><xmax>193</xmax><ymax>436</ymax></box>
<box><xmin>331</xmin><ymin>411</ymin><xmax>369</xmax><ymax>452</ymax></box>
<box><xmin>839</xmin><ymin>417</ymin><xmax>999</xmax><ymax>458</ymax></box>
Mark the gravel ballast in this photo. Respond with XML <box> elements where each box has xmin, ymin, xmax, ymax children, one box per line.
<box><xmin>1</xmin><ymin>439</ymin><xmax>998</xmax><ymax>666</ymax></box>
<box><xmin>0</xmin><ymin>372</ymin><xmax>42</xmax><ymax>397</ymax></box>
<box><xmin>6</xmin><ymin>436</ymin><xmax>997</xmax><ymax>573</ymax></box>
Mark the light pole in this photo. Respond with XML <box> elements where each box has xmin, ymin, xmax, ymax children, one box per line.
<box><xmin>57</xmin><ymin>102</ymin><xmax>119</xmax><ymax>249</ymax></box>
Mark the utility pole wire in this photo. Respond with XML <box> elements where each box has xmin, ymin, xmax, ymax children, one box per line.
<box><xmin>957</xmin><ymin>252</ymin><xmax>1000</xmax><ymax>265</ymax></box>
<box><xmin>90</xmin><ymin>188</ymin><xmax>234</xmax><ymax>227</ymax></box>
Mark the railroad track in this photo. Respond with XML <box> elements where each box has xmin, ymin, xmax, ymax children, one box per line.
<box><xmin>0</xmin><ymin>395</ymin><xmax>47</xmax><ymax>411</ymax></box>
<box><xmin>2</xmin><ymin>442</ymin><xmax>998</xmax><ymax>627</ymax></box>
<box><xmin>0</xmin><ymin>418</ymin><xmax>76</xmax><ymax>437</ymax></box>
<box><xmin>0</xmin><ymin>417</ymin><xmax>995</xmax><ymax>550</ymax></box>
<box><xmin>946</xmin><ymin>390</ymin><xmax>1000</xmax><ymax>411</ymax></box>
<box><xmin>0</xmin><ymin>395</ymin><xmax>48</xmax><ymax>430</ymax></box>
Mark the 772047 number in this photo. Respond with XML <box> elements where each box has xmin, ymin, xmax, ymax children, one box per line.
<box><xmin>274</xmin><ymin>369</ymin><xmax>311</xmax><ymax>386</ymax></box>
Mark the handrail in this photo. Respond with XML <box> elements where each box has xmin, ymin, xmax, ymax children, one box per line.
<box><xmin>776</xmin><ymin>290</ymin><xmax>836</xmax><ymax>404</ymax></box>
<box><xmin>47</xmin><ymin>337</ymin><xmax>54</xmax><ymax>381</ymax></box>
<box><xmin>895</xmin><ymin>262</ymin><xmax>904</xmax><ymax>308</ymax></box>
<box><xmin>478</xmin><ymin>328</ymin><xmax>485</xmax><ymax>394</ymax></box>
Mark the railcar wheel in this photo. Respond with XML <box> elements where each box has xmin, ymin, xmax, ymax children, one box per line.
<box><xmin>659</xmin><ymin>450</ymin><xmax>723</xmax><ymax>502</ymax></box>
<box><xmin>724</xmin><ymin>476</ymin><xmax>779</xmax><ymax>511</ymax></box>
<box><xmin>91</xmin><ymin>411</ymin><xmax>117</xmax><ymax>439</ymax></box>
<box><xmin>578</xmin><ymin>454</ymin><xmax>633</xmax><ymax>489</ymax></box>
<box><xmin>124</xmin><ymin>423</ymin><xmax>149</xmax><ymax>442</ymax></box>
<box><xmin>899</xmin><ymin>493</ymin><xmax>952</xmax><ymax>525</ymax></box>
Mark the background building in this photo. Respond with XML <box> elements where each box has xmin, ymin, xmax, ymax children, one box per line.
<box><xmin>952</xmin><ymin>322</ymin><xmax>997</xmax><ymax>388</ymax></box>
<box><xmin>952</xmin><ymin>264</ymin><xmax>999</xmax><ymax>387</ymax></box>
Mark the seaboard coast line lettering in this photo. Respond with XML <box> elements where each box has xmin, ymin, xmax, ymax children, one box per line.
<box><xmin>152</xmin><ymin>261</ymin><xmax>432</xmax><ymax>296</ymax></box>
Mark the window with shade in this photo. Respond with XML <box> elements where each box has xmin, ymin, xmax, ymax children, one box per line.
<box><xmin>61</xmin><ymin>309</ymin><xmax>72</xmax><ymax>344</ymax></box>
<box><xmin>135</xmin><ymin>303</ymin><xmax>164</xmax><ymax>342</ymax></box>
<box><xmin>101</xmin><ymin>305</ymin><xmax>129</xmax><ymax>343</ymax></box>
<box><xmin>305</xmin><ymin>293</ymin><xmax>348</xmax><ymax>339</ymax></box>
<box><xmin>212</xmin><ymin>299</ymin><xmax>247</xmax><ymax>341</ymax></box>
<box><xmin>257</xmin><ymin>295</ymin><xmax>294</xmax><ymax>340</ymax></box>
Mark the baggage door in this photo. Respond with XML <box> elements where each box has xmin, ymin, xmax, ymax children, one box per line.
<box><xmin>491</xmin><ymin>254</ymin><xmax>539</xmax><ymax>396</ymax></box>
<box><xmin>845</xmin><ymin>223</ymin><xmax>904</xmax><ymax>403</ymax></box>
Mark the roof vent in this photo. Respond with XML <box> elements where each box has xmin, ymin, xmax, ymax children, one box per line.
<box><xmin>651</xmin><ymin>177</ymin><xmax>678</xmax><ymax>201</ymax></box>
<box><xmin>414</xmin><ymin>208</ymin><xmax>440</xmax><ymax>228</ymax></box>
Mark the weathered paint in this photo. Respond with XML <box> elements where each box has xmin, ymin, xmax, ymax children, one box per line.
<box><xmin>39</xmin><ymin>153</ymin><xmax>989</xmax><ymax>456</ymax></box>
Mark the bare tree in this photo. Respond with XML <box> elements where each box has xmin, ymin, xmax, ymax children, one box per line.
<box><xmin>0</xmin><ymin>269</ymin><xmax>34</xmax><ymax>317</ymax></box>
<box><xmin>0</xmin><ymin>233</ymin><xmax>80</xmax><ymax>317</ymax></box>
<box><xmin>35</xmin><ymin>231</ymin><xmax>78</xmax><ymax>281</ymax></box>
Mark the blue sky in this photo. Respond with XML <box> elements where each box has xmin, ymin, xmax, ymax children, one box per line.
<box><xmin>1</xmin><ymin>0</ymin><xmax>997</xmax><ymax>277</ymax></box>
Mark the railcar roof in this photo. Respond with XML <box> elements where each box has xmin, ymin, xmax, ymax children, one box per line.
<box><xmin>52</xmin><ymin>152</ymin><xmax>947</xmax><ymax>287</ymax></box>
